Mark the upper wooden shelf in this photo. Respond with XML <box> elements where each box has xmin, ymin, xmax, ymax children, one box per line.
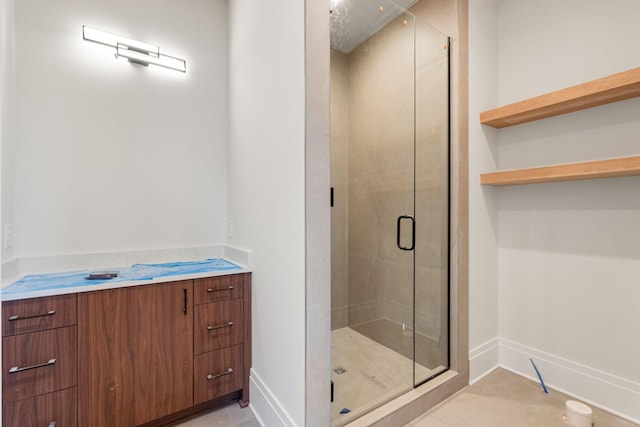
<box><xmin>481</xmin><ymin>156</ymin><xmax>640</xmax><ymax>186</ymax></box>
<box><xmin>480</xmin><ymin>67</ymin><xmax>640</xmax><ymax>128</ymax></box>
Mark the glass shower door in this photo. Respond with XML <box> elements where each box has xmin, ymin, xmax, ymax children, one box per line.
<box><xmin>330</xmin><ymin>1</ymin><xmax>418</xmax><ymax>424</ymax></box>
<box><xmin>330</xmin><ymin>1</ymin><xmax>451</xmax><ymax>424</ymax></box>
<box><xmin>413</xmin><ymin>20</ymin><xmax>450</xmax><ymax>386</ymax></box>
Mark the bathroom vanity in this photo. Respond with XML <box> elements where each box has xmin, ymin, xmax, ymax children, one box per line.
<box><xmin>1</xmin><ymin>263</ymin><xmax>251</xmax><ymax>427</ymax></box>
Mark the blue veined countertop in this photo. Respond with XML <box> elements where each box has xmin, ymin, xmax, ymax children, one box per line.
<box><xmin>2</xmin><ymin>258</ymin><xmax>250</xmax><ymax>301</ymax></box>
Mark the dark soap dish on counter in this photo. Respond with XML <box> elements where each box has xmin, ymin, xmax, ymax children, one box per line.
<box><xmin>85</xmin><ymin>271</ymin><xmax>120</xmax><ymax>280</ymax></box>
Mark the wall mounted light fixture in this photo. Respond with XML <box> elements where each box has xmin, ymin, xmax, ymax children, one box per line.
<box><xmin>82</xmin><ymin>26</ymin><xmax>186</xmax><ymax>73</ymax></box>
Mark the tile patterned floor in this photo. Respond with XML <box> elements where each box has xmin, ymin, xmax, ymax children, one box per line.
<box><xmin>408</xmin><ymin>368</ymin><xmax>639</xmax><ymax>427</ymax></box>
<box><xmin>176</xmin><ymin>368</ymin><xmax>638</xmax><ymax>427</ymax></box>
<box><xmin>174</xmin><ymin>400</ymin><xmax>258</xmax><ymax>427</ymax></box>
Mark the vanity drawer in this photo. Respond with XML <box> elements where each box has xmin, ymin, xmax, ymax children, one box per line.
<box><xmin>2</xmin><ymin>326</ymin><xmax>77</xmax><ymax>404</ymax></box>
<box><xmin>2</xmin><ymin>387</ymin><xmax>77</xmax><ymax>427</ymax></box>
<box><xmin>3</xmin><ymin>294</ymin><xmax>77</xmax><ymax>337</ymax></box>
<box><xmin>194</xmin><ymin>345</ymin><xmax>243</xmax><ymax>405</ymax></box>
<box><xmin>194</xmin><ymin>275</ymin><xmax>244</xmax><ymax>305</ymax></box>
<box><xmin>194</xmin><ymin>299</ymin><xmax>243</xmax><ymax>355</ymax></box>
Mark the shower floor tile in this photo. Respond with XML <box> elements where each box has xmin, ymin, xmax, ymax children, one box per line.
<box><xmin>332</xmin><ymin>327</ymin><xmax>441</xmax><ymax>426</ymax></box>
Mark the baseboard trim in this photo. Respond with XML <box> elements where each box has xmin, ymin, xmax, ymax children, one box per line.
<box><xmin>469</xmin><ymin>337</ymin><xmax>499</xmax><ymax>384</ymax></box>
<box><xmin>499</xmin><ymin>338</ymin><xmax>640</xmax><ymax>424</ymax></box>
<box><xmin>249</xmin><ymin>369</ymin><xmax>297</xmax><ymax>427</ymax></box>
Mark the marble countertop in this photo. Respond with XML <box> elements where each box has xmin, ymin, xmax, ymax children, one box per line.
<box><xmin>2</xmin><ymin>258</ymin><xmax>251</xmax><ymax>301</ymax></box>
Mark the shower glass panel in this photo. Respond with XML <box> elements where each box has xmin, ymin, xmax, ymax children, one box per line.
<box><xmin>413</xmin><ymin>18</ymin><xmax>450</xmax><ymax>387</ymax></box>
<box><xmin>330</xmin><ymin>0</ymin><xmax>449</xmax><ymax>424</ymax></box>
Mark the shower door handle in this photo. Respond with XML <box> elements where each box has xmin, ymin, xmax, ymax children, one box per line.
<box><xmin>396</xmin><ymin>215</ymin><xmax>415</xmax><ymax>251</ymax></box>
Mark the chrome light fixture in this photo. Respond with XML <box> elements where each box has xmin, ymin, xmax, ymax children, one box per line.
<box><xmin>82</xmin><ymin>26</ymin><xmax>186</xmax><ymax>73</ymax></box>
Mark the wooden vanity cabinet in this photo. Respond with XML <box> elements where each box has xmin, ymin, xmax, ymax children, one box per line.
<box><xmin>78</xmin><ymin>280</ymin><xmax>194</xmax><ymax>427</ymax></box>
<box><xmin>3</xmin><ymin>272</ymin><xmax>251</xmax><ymax>426</ymax></box>
<box><xmin>77</xmin><ymin>273</ymin><xmax>251</xmax><ymax>425</ymax></box>
<box><xmin>193</xmin><ymin>273</ymin><xmax>251</xmax><ymax>407</ymax></box>
<box><xmin>2</xmin><ymin>294</ymin><xmax>78</xmax><ymax>427</ymax></box>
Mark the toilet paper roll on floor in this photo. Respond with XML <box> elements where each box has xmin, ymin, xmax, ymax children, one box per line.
<box><xmin>566</xmin><ymin>400</ymin><xmax>592</xmax><ymax>427</ymax></box>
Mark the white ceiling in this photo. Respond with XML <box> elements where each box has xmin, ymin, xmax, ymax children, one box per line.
<box><xmin>330</xmin><ymin>0</ymin><xmax>418</xmax><ymax>53</ymax></box>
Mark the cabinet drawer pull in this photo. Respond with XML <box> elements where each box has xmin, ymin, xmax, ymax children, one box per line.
<box><xmin>207</xmin><ymin>321</ymin><xmax>234</xmax><ymax>331</ymax></box>
<box><xmin>207</xmin><ymin>286</ymin><xmax>234</xmax><ymax>293</ymax></box>
<box><xmin>207</xmin><ymin>368</ymin><xmax>233</xmax><ymax>380</ymax></box>
<box><xmin>9</xmin><ymin>358</ymin><xmax>56</xmax><ymax>373</ymax></box>
<box><xmin>48</xmin><ymin>422</ymin><xmax>57</xmax><ymax>427</ymax></box>
<box><xmin>8</xmin><ymin>310</ymin><xmax>56</xmax><ymax>321</ymax></box>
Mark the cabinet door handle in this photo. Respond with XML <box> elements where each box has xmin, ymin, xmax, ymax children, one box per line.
<box><xmin>8</xmin><ymin>310</ymin><xmax>56</xmax><ymax>321</ymax></box>
<box><xmin>183</xmin><ymin>288</ymin><xmax>188</xmax><ymax>315</ymax></box>
<box><xmin>9</xmin><ymin>358</ymin><xmax>56</xmax><ymax>373</ymax></box>
<box><xmin>207</xmin><ymin>321</ymin><xmax>234</xmax><ymax>331</ymax></box>
<box><xmin>207</xmin><ymin>286</ymin><xmax>234</xmax><ymax>293</ymax></box>
<box><xmin>48</xmin><ymin>422</ymin><xmax>57</xmax><ymax>427</ymax></box>
<box><xmin>207</xmin><ymin>368</ymin><xmax>233</xmax><ymax>380</ymax></box>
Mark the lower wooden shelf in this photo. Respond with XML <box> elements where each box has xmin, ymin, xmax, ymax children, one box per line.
<box><xmin>481</xmin><ymin>155</ymin><xmax>640</xmax><ymax>186</ymax></box>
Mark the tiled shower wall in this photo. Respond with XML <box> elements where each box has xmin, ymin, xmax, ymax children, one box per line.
<box><xmin>330</xmin><ymin>12</ymin><xmax>450</xmax><ymax>369</ymax></box>
<box><xmin>330</xmin><ymin>49</ymin><xmax>349</xmax><ymax>330</ymax></box>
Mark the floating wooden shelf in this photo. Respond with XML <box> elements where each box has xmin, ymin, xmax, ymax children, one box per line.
<box><xmin>481</xmin><ymin>156</ymin><xmax>640</xmax><ymax>186</ymax></box>
<box><xmin>480</xmin><ymin>67</ymin><xmax>640</xmax><ymax>128</ymax></box>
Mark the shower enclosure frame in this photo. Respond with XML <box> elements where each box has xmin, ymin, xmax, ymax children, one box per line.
<box><xmin>303</xmin><ymin>0</ymin><xmax>469</xmax><ymax>425</ymax></box>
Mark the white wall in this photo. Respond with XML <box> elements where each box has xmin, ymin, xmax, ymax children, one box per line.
<box><xmin>467</xmin><ymin>0</ymin><xmax>500</xmax><ymax>381</ymax></box>
<box><xmin>470</xmin><ymin>0</ymin><xmax>640</xmax><ymax>421</ymax></box>
<box><xmin>496</xmin><ymin>0</ymin><xmax>640</xmax><ymax>420</ymax></box>
<box><xmin>227</xmin><ymin>1</ymin><xmax>307</xmax><ymax>426</ymax></box>
<box><xmin>1</xmin><ymin>0</ymin><xmax>15</xmax><ymax>263</ymax></box>
<box><xmin>4</xmin><ymin>0</ymin><xmax>229</xmax><ymax>259</ymax></box>
<box><xmin>2</xmin><ymin>1</ymin><xmax>310</xmax><ymax>424</ymax></box>
<box><xmin>0</xmin><ymin>0</ymin><xmax>15</xmax><ymax>412</ymax></box>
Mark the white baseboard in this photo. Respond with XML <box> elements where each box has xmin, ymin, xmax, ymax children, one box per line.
<box><xmin>499</xmin><ymin>338</ymin><xmax>640</xmax><ymax>424</ymax></box>
<box><xmin>249</xmin><ymin>369</ymin><xmax>298</xmax><ymax>427</ymax></box>
<box><xmin>468</xmin><ymin>337</ymin><xmax>640</xmax><ymax>423</ymax></box>
<box><xmin>469</xmin><ymin>337</ymin><xmax>500</xmax><ymax>384</ymax></box>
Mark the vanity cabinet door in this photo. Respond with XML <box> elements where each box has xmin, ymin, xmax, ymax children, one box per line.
<box><xmin>78</xmin><ymin>280</ymin><xmax>194</xmax><ymax>427</ymax></box>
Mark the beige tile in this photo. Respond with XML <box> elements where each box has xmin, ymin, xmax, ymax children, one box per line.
<box><xmin>409</xmin><ymin>0</ymin><xmax>459</xmax><ymax>39</ymax></box>
<box><xmin>351</xmin><ymin>317</ymin><xmax>447</xmax><ymax>374</ymax></box>
<box><xmin>330</xmin><ymin>48</ymin><xmax>350</xmax><ymax>328</ymax></box>
<box><xmin>347</xmin><ymin>254</ymin><xmax>378</xmax><ymax>306</ymax></box>
<box><xmin>226</xmin><ymin>402</ymin><xmax>256</xmax><ymax>424</ymax></box>
<box><xmin>409</xmin><ymin>369</ymin><xmax>639</xmax><ymax>427</ymax></box>
<box><xmin>306</xmin><ymin>131</ymin><xmax>331</xmax><ymax>307</ymax></box>
<box><xmin>409</xmin><ymin>416</ymin><xmax>461</xmax><ymax>427</ymax></box>
<box><xmin>174</xmin><ymin>404</ymin><xmax>233</xmax><ymax>426</ymax></box>
<box><xmin>306</xmin><ymin>0</ymin><xmax>330</xmax><ymax>136</ymax></box>
<box><xmin>173</xmin><ymin>401</ymin><xmax>258</xmax><ymax>426</ymax></box>
<box><xmin>332</xmin><ymin>327</ymin><xmax>437</xmax><ymax>426</ymax></box>
<box><xmin>329</xmin><ymin>2</ymin><xmax>471</xmax><ymax>426</ymax></box>
<box><xmin>307</xmin><ymin>301</ymin><xmax>332</xmax><ymax>427</ymax></box>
